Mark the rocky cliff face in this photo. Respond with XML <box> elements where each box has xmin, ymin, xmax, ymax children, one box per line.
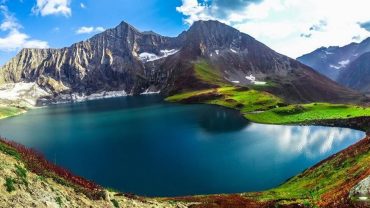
<box><xmin>0</xmin><ymin>20</ymin><xmax>361</xmax><ymax>105</ymax></box>
<box><xmin>0</xmin><ymin>21</ymin><xmax>182</xmax><ymax>96</ymax></box>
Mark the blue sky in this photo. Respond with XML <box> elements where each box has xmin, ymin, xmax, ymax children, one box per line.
<box><xmin>1</xmin><ymin>0</ymin><xmax>370</xmax><ymax>65</ymax></box>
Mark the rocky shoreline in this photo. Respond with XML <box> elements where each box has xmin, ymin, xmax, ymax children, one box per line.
<box><xmin>305</xmin><ymin>116</ymin><xmax>370</xmax><ymax>132</ymax></box>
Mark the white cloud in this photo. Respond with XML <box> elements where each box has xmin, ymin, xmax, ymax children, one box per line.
<box><xmin>32</xmin><ymin>0</ymin><xmax>71</xmax><ymax>17</ymax></box>
<box><xmin>176</xmin><ymin>0</ymin><xmax>212</xmax><ymax>25</ymax></box>
<box><xmin>247</xmin><ymin>124</ymin><xmax>364</xmax><ymax>158</ymax></box>
<box><xmin>0</xmin><ymin>5</ymin><xmax>48</xmax><ymax>51</ymax></box>
<box><xmin>177</xmin><ymin>0</ymin><xmax>370</xmax><ymax>58</ymax></box>
<box><xmin>76</xmin><ymin>26</ymin><xmax>104</xmax><ymax>34</ymax></box>
<box><xmin>80</xmin><ymin>2</ymin><xmax>85</xmax><ymax>9</ymax></box>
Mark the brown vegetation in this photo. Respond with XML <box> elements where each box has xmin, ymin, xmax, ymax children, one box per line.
<box><xmin>0</xmin><ymin>137</ymin><xmax>104</xmax><ymax>200</ymax></box>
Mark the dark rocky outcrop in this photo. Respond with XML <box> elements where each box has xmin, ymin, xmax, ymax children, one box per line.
<box><xmin>306</xmin><ymin>116</ymin><xmax>370</xmax><ymax>132</ymax></box>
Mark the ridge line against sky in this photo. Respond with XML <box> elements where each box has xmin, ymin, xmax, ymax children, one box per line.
<box><xmin>1</xmin><ymin>0</ymin><xmax>370</xmax><ymax>65</ymax></box>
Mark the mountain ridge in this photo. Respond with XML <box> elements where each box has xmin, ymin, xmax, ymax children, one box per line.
<box><xmin>0</xmin><ymin>20</ymin><xmax>362</xmax><ymax>105</ymax></box>
<box><xmin>297</xmin><ymin>38</ymin><xmax>370</xmax><ymax>81</ymax></box>
<box><xmin>337</xmin><ymin>51</ymin><xmax>370</xmax><ymax>93</ymax></box>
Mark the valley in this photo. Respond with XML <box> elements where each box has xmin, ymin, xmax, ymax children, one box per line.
<box><xmin>0</xmin><ymin>96</ymin><xmax>367</xmax><ymax>208</ymax></box>
<box><xmin>0</xmin><ymin>19</ymin><xmax>369</xmax><ymax>208</ymax></box>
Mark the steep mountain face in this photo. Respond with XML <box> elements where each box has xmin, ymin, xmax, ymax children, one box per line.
<box><xmin>297</xmin><ymin>38</ymin><xmax>370</xmax><ymax>81</ymax></box>
<box><xmin>0</xmin><ymin>20</ymin><xmax>361</xmax><ymax>105</ymax></box>
<box><xmin>337</xmin><ymin>52</ymin><xmax>370</xmax><ymax>93</ymax></box>
<box><xmin>0</xmin><ymin>21</ymin><xmax>182</xmax><ymax>96</ymax></box>
<box><xmin>175</xmin><ymin>21</ymin><xmax>360</xmax><ymax>103</ymax></box>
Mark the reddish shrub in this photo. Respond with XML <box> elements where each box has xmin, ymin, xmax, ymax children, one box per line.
<box><xmin>0</xmin><ymin>137</ymin><xmax>103</xmax><ymax>198</ymax></box>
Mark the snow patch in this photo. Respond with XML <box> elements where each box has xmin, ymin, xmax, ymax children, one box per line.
<box><xmin>359</xmin><ymin>197</ymin><xmax>368</xmax><ymax>201</ymax></box>
<box><xmin>139</xmin><ymin>52</ymin><xmax>159</xmax><ymax>62</ymax></box>
<box><xmin>329</xmin><ymin>64</ymin><xmax>342</xmax><ymax>70</ymax></box>
<box><xmin>338</xmin><ymin>59</ymin><xmax>350</xmax><ymax>67</ymax></box>
<box><xmin>231</xmin><ymin>80</ymin><xmax>240</xmax><ymax>84</ymax></box>
<box><xmin>245</xmin><ymin>75</ymin><xmax>256</xmax><ymax>82</ymax></box>
<box><xmin>215</xmin><ymin>50</ymin><xmax>219</xmax><ymax>55</ymax></box>
<box><xmin>254</xmin><ymin>81</ymin><xmax>267</xmax><ymax>85</ymax></box>
<box><xmin>230</xmin><ymin>49</ymin><xmax>237</xmax><ymax>53</ymax></box>
<box><xmin>57</xmin><ymin>91</ymin><xmax>128</xmax><ymax>103</ymax></box>
<box><xmin>245</xmin><ymin>74</ymin><xmax>266</xmax><ymax>85</ymax></box>
<box><xmin>329</xmin><ymin>59</ymin><xmax>350</xmax><ymax>70</ymax></box>
<box><xmin>160</xmin><ymin>49</ymin><xmax>178</xmax><ymax>56</ymax></box>
<box><xmin>139</xmin><ymin>49</ymin><xmax>179</xmax><ymax>62</ymax></box>
<box><xmin>140</xmin><ymin>89</ymin><xmax>161</xmax><ymax>95</ymax></box>
<box><xmin>324</xmin><ymin>51</ymin><xmax>334</xmax><ymax>55</ymax></box>
<box><xmin>0</xmin><ymin>82</ymin><xmax>50</xmax><ymax>106</ymax></box>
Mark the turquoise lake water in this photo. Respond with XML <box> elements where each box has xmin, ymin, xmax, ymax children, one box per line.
<box><xmin>0</xmin><ymin>96</ymin><xmax>365</xmax><ymax>197</ymax></box>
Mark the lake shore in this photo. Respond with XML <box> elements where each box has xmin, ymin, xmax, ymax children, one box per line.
<box><xmin>0</xmin><ymin>106</ymin><xmax>27</xmax><ymax>120</ymax></box>
<box><xmin>166</xmin><ymin>87</ymin><xmax>370</xmax><ymax>132</ymax></box>
<box><xmin>0</xmin><ymin>95</ymin><xmax>369</xmax><ymax>207</ymax></box>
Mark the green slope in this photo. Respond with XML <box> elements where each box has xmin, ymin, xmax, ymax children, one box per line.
<box><xmin>0</xmin><ymin>106</ymin><xmax>25</xmax><ymax>119</ymax></box>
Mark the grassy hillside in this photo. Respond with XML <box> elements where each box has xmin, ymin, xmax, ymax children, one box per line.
<box><xmin>246</xmin><ymin>103</ymin><xmax>370</xmax><ymax>124</ymax></box>
<box><xmin>193</xmin><ymin>60</ymin><xmax>229</xmax><ymax>86</ymax></box>
<box><xmin>0</xmin><ymin>138</ymin><xmax>191</xmax><ymax>208</ymax></box>
<box><xmin>0</xmin><ymin>106</ymin><xmax>25</xmax><ymax>119</ymax></box>
<box><xmin>251</xmin><ymin>134</ymin><xmax>370</xmax><ymax>206</ymax></box>
<box><xmin>166</xmin><ymin>87</ymin><xmax>370</xmax><ymax>127</ymax></box>
<box><xmin>166</xmin><ymin>87</ymin><xmax>282</xmax><ymax>113</ymax></box>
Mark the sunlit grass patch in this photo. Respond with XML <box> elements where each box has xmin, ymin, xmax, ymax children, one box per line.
<box><xmin>0</xmin><ymin>106</ymin><xmax>25</xmax><ymax>119</ymax></box>
<box><xmin>245</xmin><ymin>103</ymin><xmax>370</xmax><ymax>124</ymax></box>
<box><xmin>166</xmin><ymin>86</ymin><xmax>282</xmax><ymax>113</ymax></box>
<box><xmin>194</xmin><ymin>60</ymin><xmax>229</xmax><ymax>86</ymax></box>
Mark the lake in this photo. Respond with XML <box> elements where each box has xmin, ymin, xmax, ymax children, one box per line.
<box><xmin>0</xmin><ymin>95</ymin><xmax>365</xmax><ymax>197</ymax></box>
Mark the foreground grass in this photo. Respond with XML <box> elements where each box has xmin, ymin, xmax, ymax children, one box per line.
<box><xmin>176</xmin><ymin>134</ymin><xmax>370</xmax><ymax>207</ymax></box>
<box><xmin>166</xmin><ymin>87</ymin><xmax>370</xmax><ymax>125</ymax></box>
<box><xmin>0</xmin><ymin>139</ymin><xmax>188</xmax><ymax>208</ymax></box>
<box><xmin>246</xmin><ymin>134</ymin><xmax>370</xmax><ymax>207</ymax></box>
<box><xmin>0</xmin><ymin>138</ymin><xmax>104</xmax><ymax>199</ymax></box>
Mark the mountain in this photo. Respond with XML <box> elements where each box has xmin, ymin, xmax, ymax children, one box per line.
<box><xmin>337</xmin><ymin>52</ymin><xmax>370</xmax><ymax>93</ymax></box>
<box><xmin>0</xmin><ymin>21</ymin><xmax>182</xmax><ymax>96</ymax></box>
<box><xmin>0</xmin><ymin>20</ymin><xmax>361</xmax><ymax>105</ymax></box>
<box><xmin>297</xmin><ymin>38</ymin><xmax>370</xmax><ymax>81</ymax></box>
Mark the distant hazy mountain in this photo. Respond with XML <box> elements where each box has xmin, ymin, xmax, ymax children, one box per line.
<box><xmin>337</xmin><ymin>52</ymin><xmax>370</xmax><ymax>93</ymax></box>
<box><xmin>0</xmin><ymin>20</ymin><xmax>360</xmax><ymax>104</ymax></box>
<box><xmin>297</xmin><ymin>38</ymin><xmax>370</xmax><ymax>81</ymax></box>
